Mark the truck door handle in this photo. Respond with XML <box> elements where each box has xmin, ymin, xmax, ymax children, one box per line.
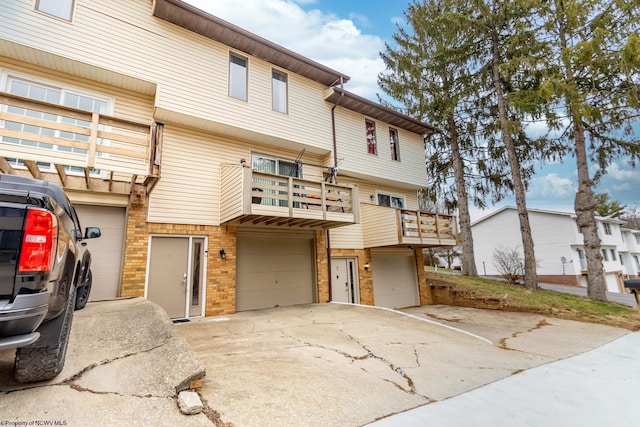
<box><xmin>182</xmin><ymin>273</ymin><xmax>187</xmax><ymax>285</ymax></box>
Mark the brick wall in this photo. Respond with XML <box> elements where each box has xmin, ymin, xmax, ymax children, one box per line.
<box><xmin>415</xmin><ymin>249</ymin><xmax>434</xmax><ymax>305</ymax></box>
<box><xmin>120</xmin><ymin>204</ymin><xmax>238</xmax><ymax>316</ymax></box>
<box><xmin>329</xmin><ymin>248</ymin><xmax>374</xmax><ymax>305</ymax></box>
<box><xmin>315</xmin><ymin>231</ymin><xmax>330</xmax><ymax>303</ymax></box>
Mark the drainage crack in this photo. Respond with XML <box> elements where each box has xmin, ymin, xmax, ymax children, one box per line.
<box><xmin>199</xmin><ymin>393</ymin><xmax>233</xmax><ymax>426</ymax></box>
<box><xmin>66</xmin><ymin>382</ymin><xmax>161</xmax><ymax>399</ymax></box>
<box><xmin>499</xmin><ymin>318</ymin><xmax>551</xmax><ymax>350</ymax></box>
<box><xmin>62</xmin><ymin>341</ymin><xmax>169</xmax><ymax>384</ymax></box>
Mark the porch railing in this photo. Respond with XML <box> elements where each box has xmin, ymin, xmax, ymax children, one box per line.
<box><xmin>220</xmin><ymin>164</ymin><xmax>358</xmax><ymax>228</ymax></box>
<box><xmin>0</xmin><ymin>92</ymin><xmax>157</xmax><ymax>178</ymax></box>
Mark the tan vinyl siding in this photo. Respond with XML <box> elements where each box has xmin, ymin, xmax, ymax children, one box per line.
<box><xmin>148</xmin><ymin>124</ymin><xmax>329</xmax><ymax>225</ymax></box>
<box><xmin>0</xmin><ymin>0</ymin><xmax>333</xmax><ymax>152</ymax></box>
<box><xmin>147</xmin><ymin>126</ymin><xmax>220</xmax><ymax>225</ymax></box>
<box><xmin>333</xmin><ymin>107</ymin><xmax>428</xmax><ymax>187</ymax></box>
<box><xmin>330</xmin><ymin>177</ymin><xmax>419</xmax><ymax>249</ymax></box>
<box><xmin>338</xmin><ymin>178</ymin><xmax>419</xmax><ymax>210</ymax></box>
<box><xmin>0</xmin><ymin>57</ymin><xmax>154</xmax><ymax>122</ymax></box>
<box><xmin>329</xmin><ymin>223</ymin><xmax>365</xmax><ymax>249</ymax></box>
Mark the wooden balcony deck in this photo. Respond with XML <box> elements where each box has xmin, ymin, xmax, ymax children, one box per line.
<box><xmin>361</xmin><ymin>204</ymin><xmax>458</xmax><ymax>247</ymax></box>
<box><xmin>0</xmin><ymin>92</ymin><xmax>159</xmax><ymax>200</ymax></box>
<box><xmin>220</xmin><ymin>164</ymin><xmax>359</xmax><ymax>229</ymax></box>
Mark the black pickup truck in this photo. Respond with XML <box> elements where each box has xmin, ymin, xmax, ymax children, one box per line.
<box><xmin>0</xmin><ymin>174</ymin><xmax>100</xmax><ymax>382</ymax></box>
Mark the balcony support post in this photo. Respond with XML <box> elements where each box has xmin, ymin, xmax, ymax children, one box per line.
<box><xmin>288</xmin><ymin>177</ymin><xmax>294</xmax><ymax>217</ymax></box>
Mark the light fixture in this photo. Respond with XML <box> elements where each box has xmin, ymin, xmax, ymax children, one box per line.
<box><xmin>219</xmin><ymin>249</ymin><xmax>227</xmax><ymax>260</ymax></box>
<box><xmin>364</xmin><ymin>262</ymin><xmax>370</xmax><ymax>271</ymax></box>
<box><xmin>369</xmin><ymin>194</ymin><xmax>375</xmax><ymax>201</ymax></box>
<box><xmin>240</xmin><ymin>158</ymin><xmax>247</xmax><ymax>166</ymax></box>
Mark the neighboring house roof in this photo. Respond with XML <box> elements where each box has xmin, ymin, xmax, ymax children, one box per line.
<box><xmin>471</xmin><ymin>206</ymin><xmax>627</xmax><ymax>227</ymax></box>
<box><xmin>152</xmin><ymin>0</ymin><xmax>350</xmax><ymax>87</ymax></box>
<box><xmin>326</xmin><ymin>87</ymin><xmax>439</xmax><ymax>136</ymax></box>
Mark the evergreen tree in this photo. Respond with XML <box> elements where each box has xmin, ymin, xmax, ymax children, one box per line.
<box><xmin>542</xmin><ymin>0</ymin><xmax>640</xmax><ymax>301</ymax></box>
<box><xmin>379</xmin><ymin>0</ymin><xmax>485</xmax><ymax>276</ymax></box>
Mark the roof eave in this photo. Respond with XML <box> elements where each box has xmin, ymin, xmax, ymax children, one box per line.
<box><xmin>152</xmin><ymin>0</ymin><xmax>350</xmax><ymax>87</ymax></box>
<box><xmin>326</xmin><ymin>87</ymin><xmax>438</xmax><ymax>136</ymax></box>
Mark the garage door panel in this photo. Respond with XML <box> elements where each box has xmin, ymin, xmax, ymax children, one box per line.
<box><xmin>372</xmin><ymin>252</ymin><xmax>418</xmax><ymax>310</ymax></box>
<box><xmin>75</xmin><ymin>205</ymin><xmax>126</xmax><ymax>301</ymax></box>
<box><xmin>237</xmin><ymin>234</ymin><xmax>314</xmax><ymax>311</ymax></box>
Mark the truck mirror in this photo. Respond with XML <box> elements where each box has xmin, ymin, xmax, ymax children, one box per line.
<box><xmin>85</xmin><ymin>227</ymin><xmax>101</xmax><ymax>239</ymax></box>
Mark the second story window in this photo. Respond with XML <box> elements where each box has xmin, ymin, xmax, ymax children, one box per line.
<box><xmin>229</xmin><ymin>53</ymin><xmax>247</xmax><ymax>101</ymax></box>
<box><xmin>603</xmin><ymin>222</ymin><xmax>612</xmax><ymax>235</ymax></box>
<box><xmin>272</xmin><ymin>70</ymin><xmax>287</xmax><ymax>113</ymax></box>
<box><xmin>389</xmin><ymin>128</ymin><xmax>400</xmax><ymax>161</ymax></box>
<box><xmin>36</xmin><ymin>0</ymin><xmax>74</xmax><ymax>21</ymax></box>
<box><xmin>365</xmin><ymin>119</ymin><xmax>377</xmax><ymax>155</ymax></box>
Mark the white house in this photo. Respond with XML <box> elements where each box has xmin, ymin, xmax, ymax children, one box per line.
<box><xmin>471</xmin><ymin>207</ymin><xmax>640</xmax><ymax>293</ymax></box>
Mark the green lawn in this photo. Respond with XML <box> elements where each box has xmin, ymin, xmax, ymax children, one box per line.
<box><xmin>426</xmin><ymin>271</ymin><xmax>640</xmax><ymax>331</ymax></box>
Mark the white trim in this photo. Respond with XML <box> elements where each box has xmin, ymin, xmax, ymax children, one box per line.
<box><xmin>145</xmin><ymin>234</ymin><xmax>209</xmax><ymax>319</ymax></box>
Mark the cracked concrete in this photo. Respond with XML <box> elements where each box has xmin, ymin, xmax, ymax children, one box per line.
<box><xmin>0</xmin><ymin>301</ymin><xmax>628</xmax><ymax>426</ymax></box>
<box><xmin>177</xmin><ymin>303</ymin><xmax>627</xmax><ymax>427</ymax></box>
<box><xmin>0</xmin><ymin>298</ymin><xmax>207</xmax><ymax>426</ymax></box>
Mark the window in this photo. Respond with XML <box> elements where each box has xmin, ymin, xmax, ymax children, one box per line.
<box><xmin>272</xmin><ymin>70</ymin><xmax>287</xmax><ymax>113</ymax></box>
<box><xmin>35</xmin><ymin>0</ymin><xmax>74</xmax><ymax>20</ymax></box>
<box><xmin>603</xmin><ymin>222</ymin><xmax>611</xmax><ymax>235</ymax></box>
<box><xmin>389</xmin><ymin>128</ymin><xmax>400</xmax><ymax>161</ymax></box>
<box><xmin>2</xmin><ymin>75</ymin><xmax>112</xmax><ymax>176</ymax></box>
<box><xmin>610</xmin><ymin>249</ymin><xmax>616</xmax><ymax>260</ymax></box>
<box><xmin>377</xmin><ymin>192</ymin><xmax>404</xmax><ymax>209</ymax></box>
<box><xmin>619</xmin><ymin>254</ymin><xmax>624</xmax><ymax>265</ymax></box>
<box><xmin>634</xmin><ymin>255</ymin><xmax>640</xmax><ymax>268</ymax></box>
<box><xmin>229</xmin><ymin>53</ymin><xmax>247</xmax><ymax>101</ymax></box>
<box><xmin>601</xmin><ymin>249</ymin><xmax>609</xmax><ymax>261</ymax></box>
<box><xmin>365</xmin><ymin>119</ymin><xmax>377</xmax><ymax>155</ymax></box>
<box><xmin>252</xmin><ymin>155</ymin><xmax>299</xmax><ymax>207</ymax></box>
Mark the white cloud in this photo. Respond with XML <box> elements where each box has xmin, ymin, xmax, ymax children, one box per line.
<box><xmin>183</xmin><ymin>0</ymin><xmax>385</xmax><ymax>98</ymax></box>
<box><xmin>528</xmin><ymin>173</ymin><xmax>577</xmax><ymax>199</ymax></box>
<box><xmin>606</xmin><ymin>162</ymin><xmax>639</xmax><ymax>182</ymax></box>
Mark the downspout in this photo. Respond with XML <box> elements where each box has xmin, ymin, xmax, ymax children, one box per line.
<box><xmin>326</xmin><ymin>78</ymin><xmax>345</xmax><ymax>302</ymax></box>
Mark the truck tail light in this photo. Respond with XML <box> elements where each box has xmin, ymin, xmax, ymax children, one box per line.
<box><xmin>18</xmin><ymin>208</ymin><xmax>58</xmax><ymax>272</ymax></box>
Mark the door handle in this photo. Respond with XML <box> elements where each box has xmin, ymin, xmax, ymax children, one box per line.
<box><xmin>182</xmin><ymin>273</ymin><xmax>187</xmax><ymax>285</ymax></box>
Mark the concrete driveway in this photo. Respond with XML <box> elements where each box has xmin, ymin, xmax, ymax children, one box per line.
<box><xmin>0</xmin><ymin>298</ymin><xmax>206</xmax><ymax>426</ymax></box>
<box><xmin>0</xmin><ymin>300</ymin><xmax>631</xmax><ymax>426</ymax></box>
<box><xmin>177</xmin><ymin>303</ymin><xmax>629</xmax><ymax>426</ymax></box>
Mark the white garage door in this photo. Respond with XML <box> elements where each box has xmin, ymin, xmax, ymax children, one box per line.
<box><xmin>75</xmin><ymin>205</ymin><xmax>126</xmax><ymax>301</ymax></box>
<box><xmin>372</xmin><ymin>250</ymin><xmax>419</xmax><ymax>309</ymax></box>
<box><xmin>236</xmin><ymin>232</ymin><xmax>315</xmax><ymax>311</ymax></box>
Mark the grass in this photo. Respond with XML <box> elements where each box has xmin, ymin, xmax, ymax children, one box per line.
<box><xmin>426</xmin><ymin>271</ymin><xmax>640</xmax><ymax>331</ymax></box>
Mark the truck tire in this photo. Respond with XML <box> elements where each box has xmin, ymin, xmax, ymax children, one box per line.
<box><xmin>14</xmin><ymin>282</ymin><xmax>76</xmax><ymax>383</ymax></box>
<box><xmin>75</xmin><ymin>269</ymin><xmax>92</xmax><ymax>310</ymax></box>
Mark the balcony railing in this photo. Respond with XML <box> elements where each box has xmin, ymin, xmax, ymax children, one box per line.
<box><xmin>220</xmin><ymin>164</ymin><xmax>359</xmax><ymax>229</ymax></box>
<box><xmin>0</xmin><ymin>92</ymin><xmax>159</xmax><ymax>195</ymax></box>
<box><xmin>361</xmin><ymin>204</ymin><xmax>458</xmax><ymax>247</ymax></box>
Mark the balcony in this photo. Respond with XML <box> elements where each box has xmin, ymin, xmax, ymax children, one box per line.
<box><xmin>361</xmin><ymin>204</ymin><xmax>458</xmax><ymax>247</ymax></box>
<box><xmin>220</xmin><ymin>164</ymin><xmax>359</xmax><ymax>229</ymax></box>
<box><xmin>0</xmin><ymin>92</ymin><xmax>159</xmax><ymax>199</ymax></box>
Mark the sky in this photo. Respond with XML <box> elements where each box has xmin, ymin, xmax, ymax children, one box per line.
<box><xmin>183</xmin><ymin>0</ymin><xmax>640</xmax><ymax>221</ymax></box>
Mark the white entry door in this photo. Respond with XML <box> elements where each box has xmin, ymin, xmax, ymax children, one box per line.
<box><xmin>331</xmin><ymin>258</ymin><xmax>359</xmax><ymax>304</ymax></box>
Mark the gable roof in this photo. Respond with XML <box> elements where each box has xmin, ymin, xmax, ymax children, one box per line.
<box><xmin>152</xmin><ymin>0</ymin><xmax>350</xmax><ymax>86</ymax></box>
<box><xmin>471</xmin><ymin>206</ymin><xmax>627</xmax><ymax>227</ymax></box>
<box><xmin>325</xmin><ymin>87</ymin><xmax>439</xmax><ymax>136</ymax></box>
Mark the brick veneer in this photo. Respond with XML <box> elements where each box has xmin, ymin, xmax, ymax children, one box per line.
<box><xmin>329</xmin><ymin>248</ymin><xmax>374</xmax><ymax>305</ymax></box>
<box><xmin>121</xmin><ymin>205</ymin><xmax>432</xmax><ymax>316</ymax></box>
<box><xmin>120</xmin><ymin>204</ymin><xmax>238</xmax><ymax>316</ymax></box>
